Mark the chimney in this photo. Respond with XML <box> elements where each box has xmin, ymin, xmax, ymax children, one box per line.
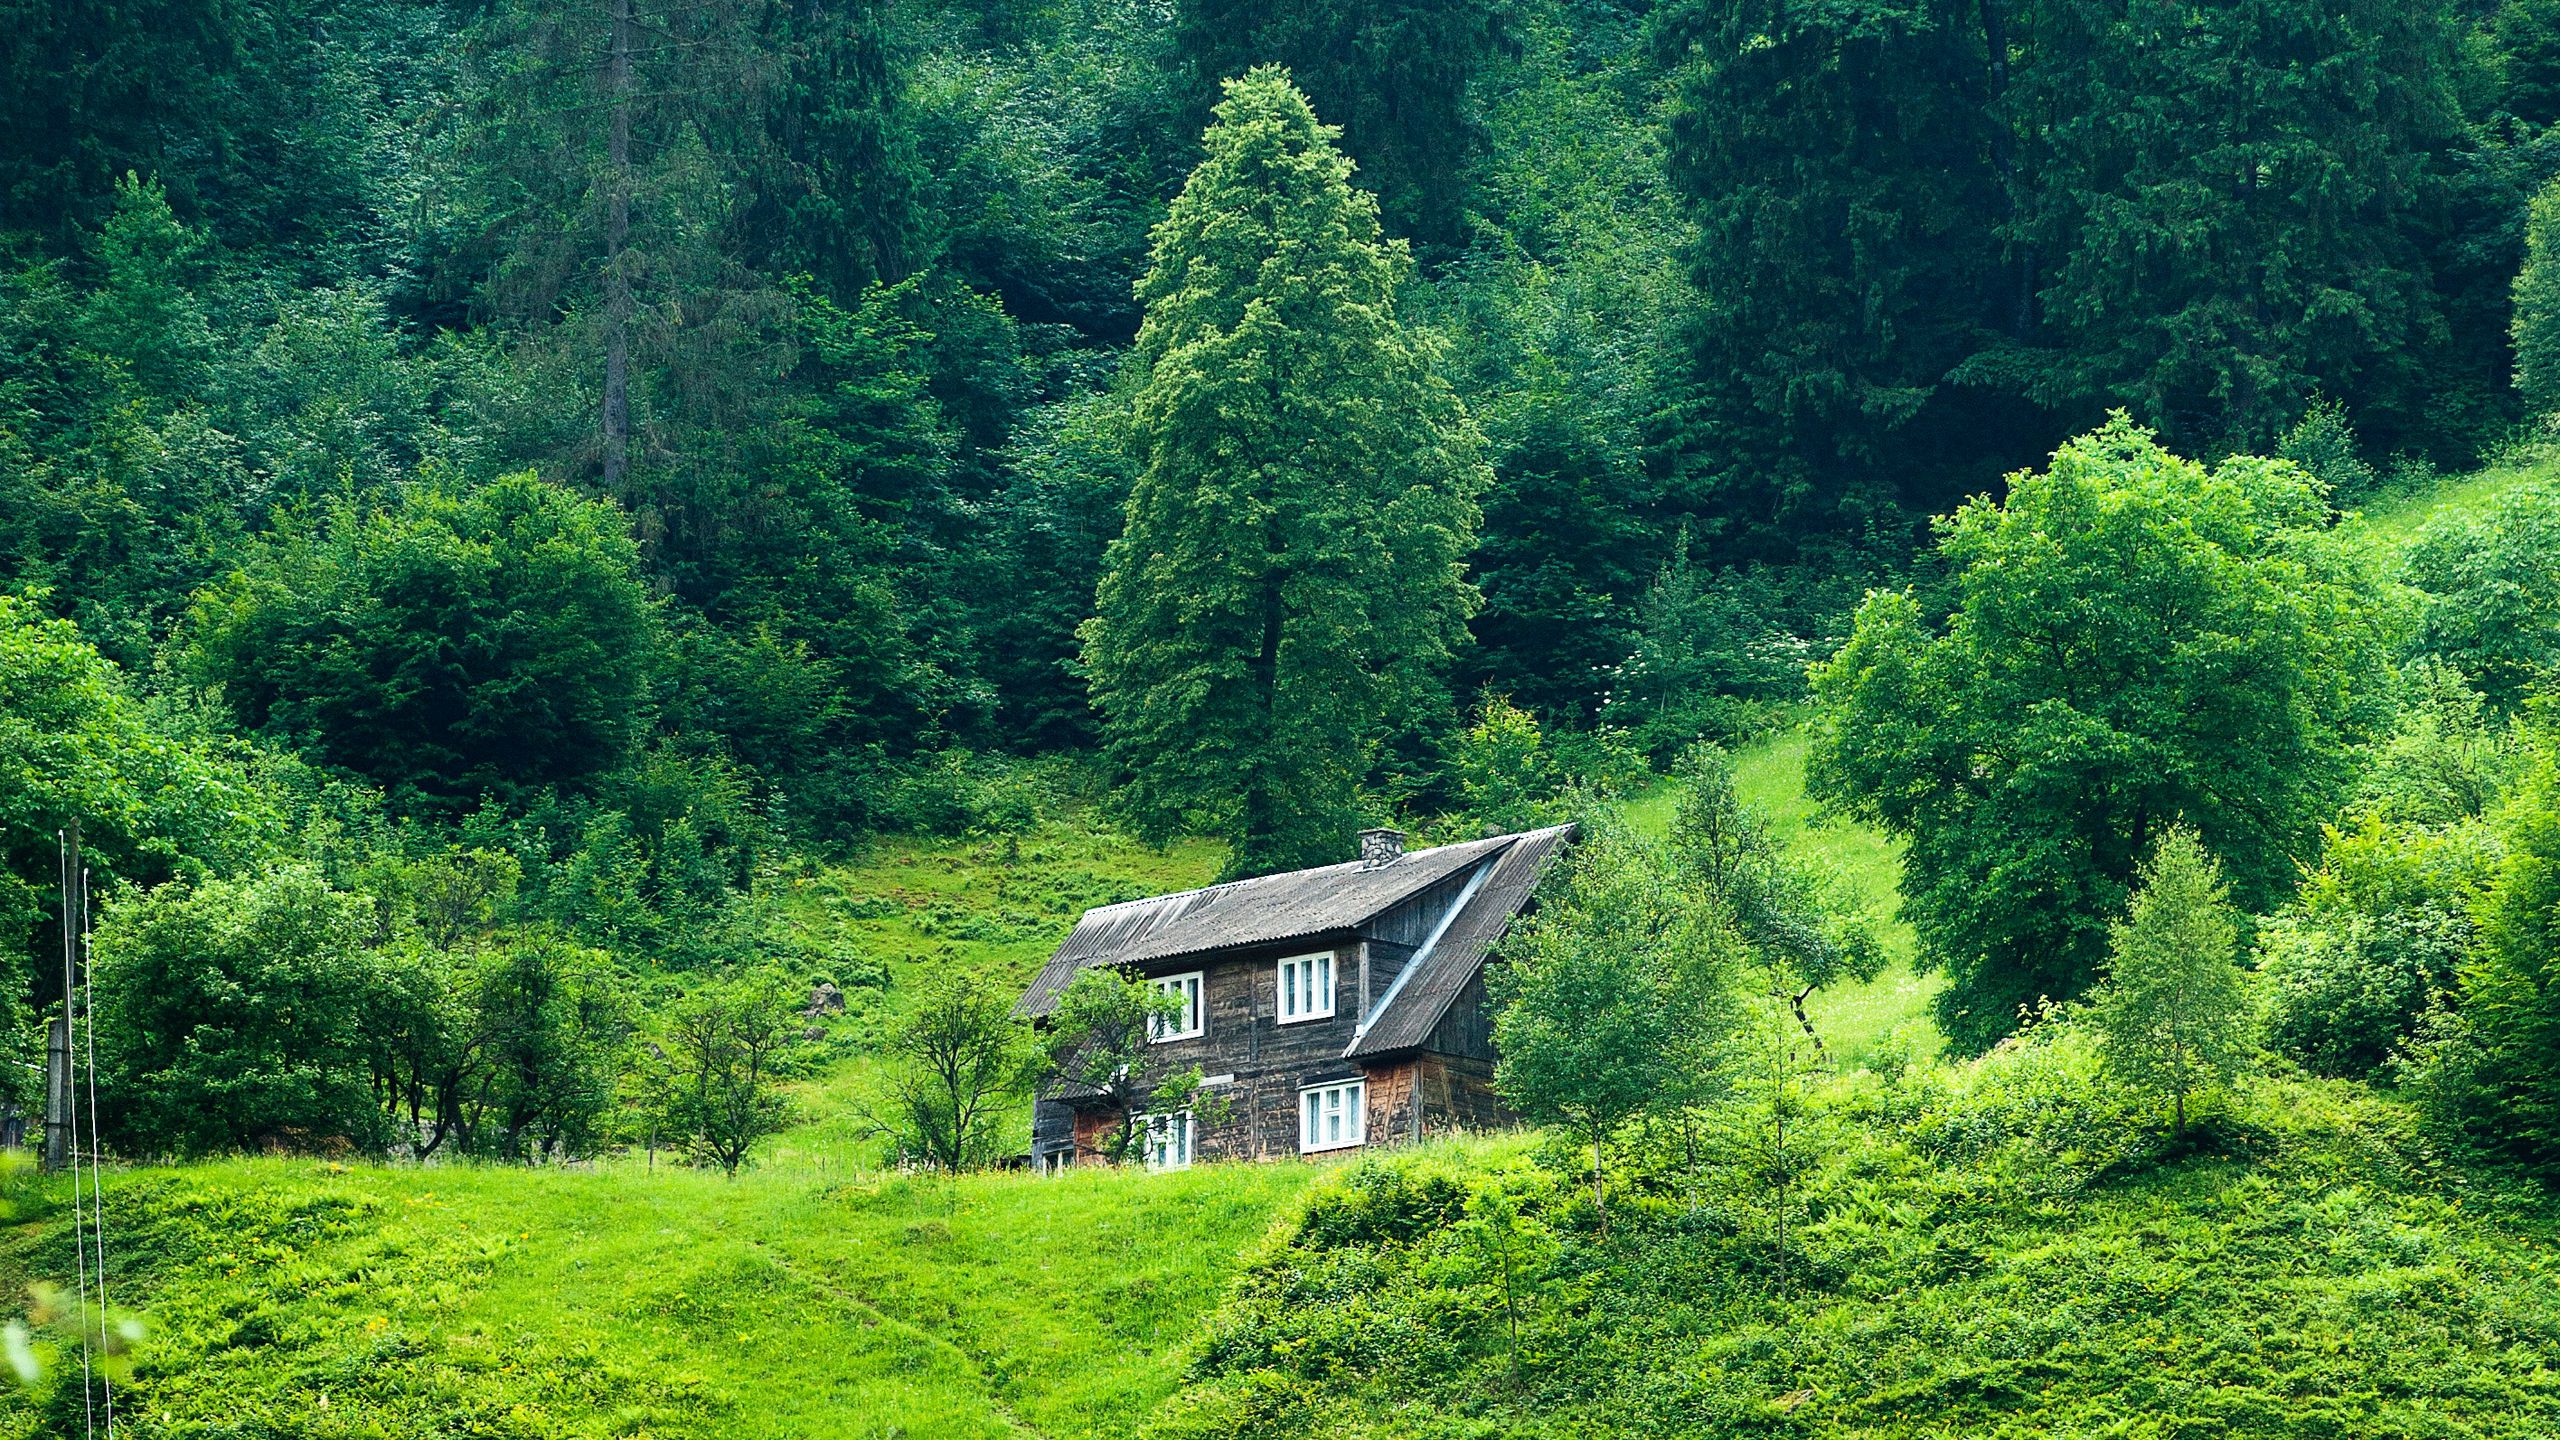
<box><xmin>1357</xmin><ymin>828</ymin><xmax>1406</xmax><ymax>867</ymax></box>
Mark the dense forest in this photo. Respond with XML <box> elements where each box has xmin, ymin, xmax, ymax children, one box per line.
<box><xmin>18</xmin><ymin>0</ymin><xmax>2560</xmax><ymax>1428</ymax></box>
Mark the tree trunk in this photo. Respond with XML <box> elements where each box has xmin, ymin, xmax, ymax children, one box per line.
<box><xmin>1591</xmin><ymin>1133</ymin><xmax>1608</xmax><ymax>1237</ymax></box>
<box><xmin>1978</xmin><ymin>0</ymin><xmax>2033</xmax><ymax>337</ymax></box>
<box><xmin>1786</xmin><ymin>983</ymin><xmax>1828</xmax><ymax>1065</ymax></box>
<box><xmin>601</xmin><ymin>0</ymin><xmax>635</xmax><ymax>495</ymax></box>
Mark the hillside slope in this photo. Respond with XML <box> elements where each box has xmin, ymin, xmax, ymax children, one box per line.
<box><xmin>0</xmin><ymin>1156</ymin><xmax>1316</xmax><ymax>1438</ymax></box>
<box><xmin>1154</xmin><ymin>1075</ymin><xmax>2560</xmax><ymax>1439</ymax></box>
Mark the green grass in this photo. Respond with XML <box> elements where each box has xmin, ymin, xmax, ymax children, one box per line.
<box><xmin>2350</xmin><ymin>445</ymin><xmax>2555</xmax><ymax>546</ymax></box>
<box><xmin>766</xmin><ymin>818</ymin><xmax>1223</xmax><ymax>1168</ymax></box>
<box><xmin>1623</xmin><ymin>729</ymin><xmax>1941</xmax><ymax>1069</ymax></box>
<box><xmin>0</xmin><ymin>1154</ymin><xmax>1318</xmax><ymax>1439</ymax></box>
<box><xmin>1732</xmin><ymin>729</ymin><xmax>1942</xmax><ymax>1069</ymax></box>
<box><xmin>1165</xmin><ymin>1076</ymin><xmax>2560</xmax><ymax>1439</ymax></box>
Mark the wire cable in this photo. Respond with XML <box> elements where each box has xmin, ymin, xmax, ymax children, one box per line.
<box><xmin>80</xmin><ymin>866</ymin><xmax>113</xmax><ymax>1436</ymax></box>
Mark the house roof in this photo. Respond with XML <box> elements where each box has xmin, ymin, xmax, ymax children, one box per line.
<box><xmin>1014</xmin><ymin>825</ymin><xmax>1575</xmax><ymax>1059</ymax></box>
<box><xmin>1344</xmin><ymin>823</ymin><xmax>1573</xmax><ymax>1058</ymax></box>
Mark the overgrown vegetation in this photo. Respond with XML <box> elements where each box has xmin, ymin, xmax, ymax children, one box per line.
<box><xmin>19</xmin><ymin>0</ymin><xmax>2560</xmax><ymax>1432</ymax></box>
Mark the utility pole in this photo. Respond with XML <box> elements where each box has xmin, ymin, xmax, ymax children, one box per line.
<box><xmin>43</xmin><ymin>823</ymin><xmax>79</xmax><ymax>1173</ymax></box>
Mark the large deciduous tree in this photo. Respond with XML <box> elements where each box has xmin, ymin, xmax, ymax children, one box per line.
<box><xmin>185</xmin><ymin>473</ymin><xmax>659</xmax><ymax>816</ymax></box>
<box><xmin>1082</xmin><ymin>68</ymin><xmax>1487</xmax><ymax>876</ymax></box>
<box><xmin>1808</xmin><ymin>417</ymin><xmax>2393</xmax><ymax>1052</ymax></box>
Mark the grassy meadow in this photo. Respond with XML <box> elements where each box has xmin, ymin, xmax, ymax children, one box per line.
<box><xmin>0</xmin><ymin>1152</ymin><xmax>1319</xmax><ymax>1438</ymax></box>
<box><xmin>3</xmin><ymin>460</ymin><xmax>2552</xmax><ymax>1438</ymax></box>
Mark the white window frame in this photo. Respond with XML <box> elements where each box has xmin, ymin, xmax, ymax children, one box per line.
<box><xmin>1143</xmin><ymin>1110</ymin><xmax>1194</xmax><ymax>1171</ymax></box>
<box><xmin>1149</xmin><ymin>971</ymin><xmax>1205</xmax><ymax>1042</ymax></box>
<box><xmin>1299</xmin><ymin>1079</ymin><xmax>1366</xmax><ymax>1154</ymax></box>
<box><xmin>1275</xmin><ymin>951</ymin><xmax>1337</xmax><ymax>1025</ymax></box>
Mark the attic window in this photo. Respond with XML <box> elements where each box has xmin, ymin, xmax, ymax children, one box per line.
<box><xmin>1150</xmin><ymin>971</ymin><xmax>1204</xmax><ymax>1042</ymax></box>
<box><xmin>1276</xmin><ymin>952</ymin><xmax>1335</xmax><ymax>1024</ymax></box>
<box><xmin>1299</xmin><ymin>1079</ymin><xmax>1365</xmax><ymax>1154</ymax></box>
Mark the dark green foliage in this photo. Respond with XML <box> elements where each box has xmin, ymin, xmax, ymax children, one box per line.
<box><xmin>2277</xmin><ymin>396</ymin><xmax>2379</xmax><ymax>505</ymax></box>
<box><xmin>1652</xmin><ymin>0</ymin><xmax>2018</xmax><ymax>550</ymax></box>
<box><xmin>1173</xmin><ymin>0</ymin><xmax>1510</xmax><ymax>252</ymax></box>
<box><xmin>1810</xmin><ymin>419</ymin><xmax>2395</xmax><ymax>1053</ymax></box>
<box><xmin>1599</xmin><ymin>549</ymin><xmax>1824</xmax><ymax>764</ymax></box>
<box><xmin>185</xmin><ymin>474</ymin><xmax>659</xmax><ymax>815</ymax></box>
<box><xmin>2499</xmin><ymin>0</ymin><xmax>2560</xmax><ymax>126</ymax></box>
<box><xmin>92</xmin><ymin>866</ymin><xmax>390</xmax><ymax>1155</ymax></box>
<box><xmin>1650</xmin><ymin>0</ymin><xmax>2494</xmax><ymax>554</ymax></box>
<box><xmin>1461</xmin><ymin>395</ymin><xmax>1656</xmax><ymax>725</ymax></box>
<box><xmin>1083</xmin><ymin>69</ymin><xmax>1487</xmax><ymax>876</ymax></box>
<box><xmin>471</xmin><ymin>936</ymin><xmax>626</xmax><ymax>1162</ymax></box>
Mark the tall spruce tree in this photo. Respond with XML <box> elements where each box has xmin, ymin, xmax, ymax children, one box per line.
<box><xmin>1082</xmin><ymin>68</ymin><xmax>1488</xmax><ymax>876</ymax></box>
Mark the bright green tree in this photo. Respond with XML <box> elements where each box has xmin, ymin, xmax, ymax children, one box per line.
<box><xmin>2442</xmin><ymin>730</ymin><xmax>2560</xmax><ymax>1163</ymax></box>
<box><xmin>1041</xmin><ymin>968</ymin><xmax>1200</xmax><ymax>1165</ymax></box>
<box><xmin>1082</xmin><ymin>68</ymin><xmax>1487</xmax><ymax>876</ymax></box>
<box><xmin>2515</xmin><ymin>174</ymin><xmax>2560</xmax><ymax>419</ymax></box>
<box><xmin>1173</xmin><ymin>0</ymin><xmax>1508</xmax><ymax>252</ymax></box>
<box><xmin>1491</xmin><ymin>817</ymin><xmax>1738</xmax><ymax>1226</ymax></box>
<box><xmin>0</xmin><ymin>593</ymin><xmax>276</xmax><ymax>1125</ymax></box>
<box><xmin>2403</xmin><ymin>478</ymin><xmax>2560</xmax><ymax>711</ymax></box>
<box><xmin>93</xmin><ymin>865</ymin><xmax>389</xmax><ymax>1155</ymax></box>
<box><xmin>1809</xmin><ymin>417</ymin><xmax>2393</xmax><ymax>1052</ymax></box>
<box><xmin>2087</xmin><ymin>829</ymin><xmax>2254</xmax><ymax>1137</ymax></box>
<box><xmin>655</xmin><ymin>971</ymin><xmax>801</xmax><ymax>1176</ymax></box>
<box><xmin>875</xmin><ymin>971</ymin><xmax>1039</xmax><ymax>1173</ymax></box>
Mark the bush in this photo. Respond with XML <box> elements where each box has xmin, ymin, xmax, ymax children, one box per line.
<box><xmin>2258</xmin><ymin>813</ymin><xmax>2494</xmax><ymax>1079</ymax></box>
<box><xmin>94</xmin><ymin>866</ymin><xmax>390</xmax><ymax>1155</ymax></box>
<box><xmin>2402</xmin><ymin>477</ymin><xmax>2560</xmax><ymax>710</ymax></box>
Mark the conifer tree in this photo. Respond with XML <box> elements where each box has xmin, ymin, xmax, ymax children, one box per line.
<box><xmin>1083</xmin><ymin>68</ymin><xmax>1487</xmax><ymax>876</ymax></box>
<box><xmin>2089</xmin><ymin>828</ymin><xmax>2255</xmax><ymax>1137</ymax></box>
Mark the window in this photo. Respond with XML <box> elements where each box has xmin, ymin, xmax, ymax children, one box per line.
<box><xmin>1150</xmin><ymin>971</ymin><xmax>1204</xmax><ymax>1042</ymax></box>
<box><xmin>1299</xmin><ymin>1079</ymin><xmax>1366</xmax><ymax>1154</ymax></box>
<box><xmin>1276</xmin><ymin>951</ymin><xmax>1336</xmax><ymax>1023</ymax></box>
<box><xmin>1144</xmin><ymin>1111</ymin><xmax>1194</xmax><ymax>1171</ymax></box>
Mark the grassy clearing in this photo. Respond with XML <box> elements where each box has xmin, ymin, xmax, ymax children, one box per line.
<box><xmin>1735</xmin><ymin>730</ymin><xmax>1939</xmax><ymax>1068</ymax></box>
<box><xmin>2352</xmin><ymin>446</ymin><xmax>2554</xmax><ymax>545</ymax></box>
<box><xmin>767</xmin><ymin>820</ymin><xmax>1223</xmax><ymax>1167</ymax></box>
<box><xmin>0</xmin><ymin>1153</ymin><xmax>1318</xmax><ymax>1439</ymax></box>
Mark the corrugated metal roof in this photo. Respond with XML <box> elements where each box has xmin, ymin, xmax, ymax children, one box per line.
<box><xmin>1013</xmin><ymin>828</ymin><xmax>1567</xmax><ymax>1021</ymax></box>
<box><xmin>1348</xmin><ymin>824</ymin><xmax>1574</xmax><ymax>1057</ymax></box>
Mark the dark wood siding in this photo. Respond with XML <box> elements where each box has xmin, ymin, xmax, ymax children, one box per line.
<box><xmin>1422</xmin><ymin>970</ymin><xmax>1498</xmax><ymax>1061</ymax></box>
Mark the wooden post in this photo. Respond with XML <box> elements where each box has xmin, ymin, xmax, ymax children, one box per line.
<box><xmin>44</xmin><ymin>820</ymin><xmax>78</xmax><ymax>1172</ymax></box>
<box><xmin>41</xmin><ymin>1011</ymin><xmax>70</xmax><ymax>1173</ymax></box>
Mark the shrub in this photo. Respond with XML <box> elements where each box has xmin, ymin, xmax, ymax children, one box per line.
<box><xmin>2259</xmin><ymin>813</ymin><xmax>2494</xmax><ymax>1079</ymax></box>
<box><xmin>93</xmin><ymin>866</ymin><xmax>390</xmax><ymax>1155</ymax></box>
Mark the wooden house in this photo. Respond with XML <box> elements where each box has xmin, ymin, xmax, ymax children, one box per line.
<box><xmin>1013</xmin><ymin>824</ymin><xmax>1575</xmax><ymax>1170</ymax></box>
